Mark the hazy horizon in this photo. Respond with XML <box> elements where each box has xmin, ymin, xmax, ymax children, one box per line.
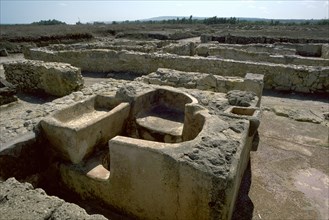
<box><xmin>1</xmin><ymin>0</ymin><xmax>329</xmax><ymax>25</ymax></box>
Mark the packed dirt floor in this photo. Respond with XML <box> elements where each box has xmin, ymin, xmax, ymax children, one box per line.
<box><xmin>234</xmin><ymin>90</ymin><xmax>329</xmax><ymax>220</ymax></box>
<box><xmin>1</xmin><ymin>54</ymin><xmax>328</xmax><ymax>219</ymax></box>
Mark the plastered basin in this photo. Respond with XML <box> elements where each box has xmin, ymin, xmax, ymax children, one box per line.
<box><xmin>225</xmin><ymin>106</ymin><xmax>261</xmax><ymax>137</ymax></box>
<box><xmin>132</xmin><ymin>88</ymin><xmax>198</xmax><ymax>143</ymax></box>
<box><xmin>41</xmin><ymin>95</ymin><xmax>130</xmax><ymax>164</ymax></box>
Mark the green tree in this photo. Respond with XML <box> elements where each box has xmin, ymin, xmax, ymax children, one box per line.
<box><xmin>32</xmin><ymin>19</ymin><xmax>66</xmax><ymax>25</ymax></box>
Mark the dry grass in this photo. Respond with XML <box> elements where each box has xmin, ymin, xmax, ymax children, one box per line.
<box><xmin>1</xmin><ymin>23</ymin><xmax>328</xmax><ymax>41</ymax></box>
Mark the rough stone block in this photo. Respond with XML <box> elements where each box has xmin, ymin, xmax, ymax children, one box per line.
<box><xmin>0</xmin><ymin>77</ymin><xmax>17</xmax><ymax>105</ymax></box>
<box><xmin>162</xmin><ymin>42</ymin><xmax>195</xmax><ymax>56</ymax></box>
<box><xmin>0</xmin><ymin>48</ymin><xmax>9</xmax><ymax>57</ymax></box>
<box><xmin>0</xmin><ymin>178</ymin><xmax>106</xmax><ymax>220</ymax></box>
<box><xmin>244</xmin><ymin>73</ymin><xmax>264</xmax><ymax>106</ymax></box>
<box><xmin>3</xmin><ymin>60</ymin><xmax>83</xmax><ymax>97</ymax></box>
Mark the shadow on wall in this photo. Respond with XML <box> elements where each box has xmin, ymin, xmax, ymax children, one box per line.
<box><xmin>232</xmin><ymin>160</ymin><xmax>254</xmax><ymax>220</ymax></box>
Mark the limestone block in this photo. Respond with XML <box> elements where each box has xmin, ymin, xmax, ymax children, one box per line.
<box><xmin>0</xmin><ymin>77</ymin><xmax>17</xmax><ymax>105</ymax></box>
<box><xmin>226</xmin><ymin>90</ymin><xmax>257</xmax><ymax>107</ymax></box>
<box><xmin>41</xmin><ymin>95</ymin><xmax>130</xmax><ymax>164</ymax></box>
<box><xmin>3</xmin><ymin>60</ymin><xmax>83</xmax><ymax>97</ymax></box>
<box><xmin>197</xmin><ymin>74</ymin><xmax>217</xmax><ymax>90</ymax></box>
<box><xmin>195</xmin><ymin>44</ymin><xmax>212</xmax><ymax>56</ymax></box>
<box><xmin>162</xmin><ymin>42</ymin><xmax>195</xmax><ymax>56</ymax></box>
<box><xmin>322</xmin><ymin>44</ymin><xmax>329</xmax><ymax>59</ymax></box>
<box><xmin>225</xmin><ymin>78</ymin><xmax>245</xmax><ymax>91</ymax></box>
<box><xmin>224</xmin><ymin>106</ymin><xmax>261</xmax><ymax>137</ymax></box>
<box><xmin>0</xmin><ymin>178</ymin><xmax>106</xmax><ymax>220</ymax></box>
<box><xmin>244</xmin><ymin>73</ymin><xmax>264</xmax><ymax>106</ymax></box>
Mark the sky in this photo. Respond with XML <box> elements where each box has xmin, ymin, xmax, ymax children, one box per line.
<box><xmin>1</xmin><ymin>0</ymin><xmax>329</xmax><ymax>24</ymax></box>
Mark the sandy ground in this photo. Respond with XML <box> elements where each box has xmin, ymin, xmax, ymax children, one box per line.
<box><xmin>1</xmin><ymin>53</ymin><xmax>328</xmax><ymax>219</ymax></box>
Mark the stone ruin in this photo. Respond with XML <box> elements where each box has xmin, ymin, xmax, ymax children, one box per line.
<box><xmin>0</xmin><ymin>77</ymin><xmax>17</xmax><ymax>105</ymax></box>
<box><xmin>1</xmin><ymin>81</ymin><xmax>262</xmax><ymax>219</ymax></box>
<box><xmin>23</xmin><ymin>41</ymin><xmax>329</xmax><ymax>93</ymax></box>
<box><xmin>1</xmin><ymin>36</ymin><xmax>328</xmax><ymax>220</ymax></box>
<box><xmin>3</xmin><ymin>60</ymin><xmax>83</xmax><ymax>97</ymax></box>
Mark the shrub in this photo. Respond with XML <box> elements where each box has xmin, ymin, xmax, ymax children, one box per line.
<box><xmin>32</xmin><ymin>19</ymin><xmax>66</xmax><ymax>25</ymax></box>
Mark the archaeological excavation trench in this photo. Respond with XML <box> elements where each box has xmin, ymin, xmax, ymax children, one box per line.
<box><xmin>1</xmin><ymin>35</ymin><xmax>328</xmax><ymax>220</ymax></box>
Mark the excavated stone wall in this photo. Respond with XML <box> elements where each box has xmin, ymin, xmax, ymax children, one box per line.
<box><xmin>201</xmin><ymin>34</ymin><xmax>329</xmax><ymax>45</ymax></box>
<box><xmin>211</xmin><ymin>43</ymin><xmax>297</xmax><ymax>55</ymax></box>
<box><xmin>36</xmin><ymin>40</ymin><xmax>328</xmax><ymax>66</ymax></box>
<box><xmin>25</xmin><ymin>48</ymin><xmax>329</xmax><ymax>93</ymax></box>
<box><xmin>161</xmin><ymin>42</ymin><xmax>195</xmax><ymax>56</ymax></box>
<box><xmin>1</xmin><ymin>79</ymin><xmax>260</xmax><ymax>220</ymax></box>
<box><xmin>41</xmin><ymin>42</ymin><xmax>158</xmax><ymax>53</ymax></box>
<box><xmin>0</xmin><ymin>178</ymin><xmax>106</xmax><ymax>220</ymax></box>
<box><xmin>201</xmin><ymin>35</ymin><xmax>329</xmax><ymax>58</ymax></box>
<box><xmin>3</xmin><ymin>60</ymin><xmax>84</xmax><ymax>97</ymax></box>
<box><xmin>0</xmin><ymin>77</ymin><xmax>17</xmax><ymax>105</ymax></box>
<box><xmin>195</xmin><ymin>44</ymin><xmax>329</xmax><ymax>67</ymax></box>
<box><xmin>137</xmin><ymin>68</ymin><xmax>263</xmax><ymax>99</ymax></box>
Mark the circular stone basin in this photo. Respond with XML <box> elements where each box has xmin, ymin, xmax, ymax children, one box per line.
<box><xmin>136</xmin><ymin>105</ymin><xmax>184</xmax><ymax>143</ymax></box>
<box><xmin>133</xmin><ymin>88</ymin><xmax>198</xmax><ymax>143</ymax></box>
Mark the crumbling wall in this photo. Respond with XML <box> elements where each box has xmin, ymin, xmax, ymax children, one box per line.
<box><xmin>201</xmin><ymin>34</ymin><xmax>329</xmax><ymax>44</ymax></box>
<box><xmin>322</xmin><ymin>44</ymin><xmax>329</xmax><ymax>59</ymax></box>
<box><xmin>41</xmin><ymin>42</ymin><xmax>157</xmax><ymax>53</ymax></box>
<box><xmin>195</xmin><ymin>45</ymin><xmax>329</xmax><ymax>67</ymax></box>
<box><xmin>161</xmin><ymin>42</ymin><xmax>195</xmax><ymax>56</ymax></box>
<box><xmin>195</xmin><ymin>43</ymin><xmax>296</xmax><ymax>56</ymax></box>
<box><xmin>3</xmin><ymin>60</ymin><xmax>84</xmax><ymax>96</ymax></box>
<box><xmin>0</xmin><ymin>178</ymin><xmax>106</xmax><ymax>220</ymax></box>
<box><xmin>0</xmin><ymin>77</ymin><xmax>17</xmax><ymax>105</ymax></box>
<box><xmin>25</xmin><ymin>48</ymin><xmax>329</xmax><ymax>93</ymax></box>
<box><xmin>137</xmin><ymin>68</ymin><xmax>263</xmax><ymax>99</ymax></box>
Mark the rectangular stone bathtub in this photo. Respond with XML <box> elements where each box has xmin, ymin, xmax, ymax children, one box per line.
<box><xmin>40</xmin><ymin>95</ymin><xmax>130</xmax><ymax>164</ymax></box>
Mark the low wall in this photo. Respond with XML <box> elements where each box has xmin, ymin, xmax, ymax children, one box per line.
<box><xmin>137</xmin><ymin>68</ymin><xmax>263</xmax><ymax>102</ymax></box>
<box><xmin>43</xmin><ymin>42</ymin><xmax>158</xmax><ymax>53</ymax></box>
<box><xmin>197</xmin><ymin>43</ymin><xmax>297</xmax><ymax>56</ymax></box>
<box><xmin>25</xmin><ymin>48</ymin><xmax>329</xmax><ymax>93</ymax></box>
<box><xmin>195</xmin><ymin>45</ymin><xmax>329</xmax><ymax>67</ymax></box>
<box><xmin>161</xmin><ymin>42</ymin><xmax>195</xmax><ymax>56</ymax></box>
<box><xmin>201</xmin><ymin>34</ymin><xmax>329</xmax><ymax>45</ymax></box>
<box><xmin>3</xmin><ymin>60</ymin><xmax>84</xmax><ymax>97</ymax></box>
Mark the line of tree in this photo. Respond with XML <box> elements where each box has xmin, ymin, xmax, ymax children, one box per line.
<box><xmin>111</xmin><ymin>16</ymin><xmax>329</xmax><ymax>26</ymax></box>
<box><xmin>31</xmin><ymin>19</ymin><xmax>66</xmax><ymax>25</ymax></box>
